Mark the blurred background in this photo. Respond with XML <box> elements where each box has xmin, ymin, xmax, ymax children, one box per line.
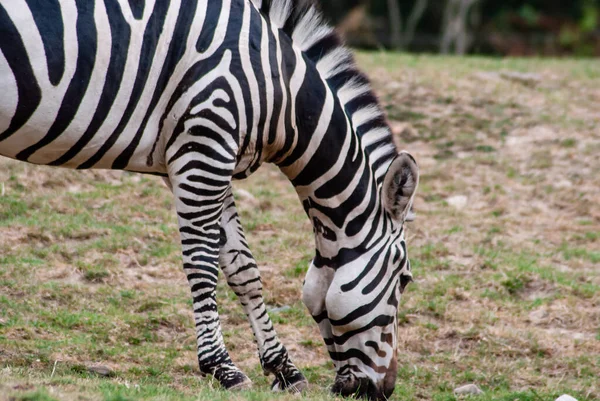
<box><xmin>320</xmin><ymin>0</ymin><xmax>600</xmax><ymax>56</ymax></box>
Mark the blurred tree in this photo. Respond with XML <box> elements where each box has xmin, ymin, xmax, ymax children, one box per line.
<box><xmin>387</xmin><ymin>0</ymin><xmax>402</xmax><ymax>49</ymax></box>
<box><xmin>440</xmin><ymin>0</ymin><xmax>481</xmax><ymax>54</ymax></box>
<box><xmin>318</xmin><ymin>0</ymin><xmax>600</xmax><ymax>56</ymax></box>
<box><xmin>386</xmin><ymin>0</ymin><xmax>430</xmax><ymax>49</ymax></box>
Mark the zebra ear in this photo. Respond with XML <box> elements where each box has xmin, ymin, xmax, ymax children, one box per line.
<box><xmin>382</xmin><ymin>151</ymin><xmax>419</xmax><ymax>222</ymax></box>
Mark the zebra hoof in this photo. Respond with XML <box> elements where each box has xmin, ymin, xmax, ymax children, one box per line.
<box><xmin>213</xmin><ymin>367</ymin><xmax>252</xmax><ymax>391</ymax></box>
<box><xmin>271</xmin><ymin>371</ymin><xmax>308</xmax><ymax>393</ymax></box>
<box><xmin>228</xmin><ymin>376</ymin><xmax>253</xmax><ymax>391</ymax></box>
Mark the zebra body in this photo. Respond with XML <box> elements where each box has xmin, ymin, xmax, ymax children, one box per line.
<box><xmin>0</xmin><ymin>1</ymin><xmax>419</xmax><ymax>399</ymax></box>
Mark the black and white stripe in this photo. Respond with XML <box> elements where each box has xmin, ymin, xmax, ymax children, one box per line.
<box><xmin>0</xmin><ymin>1</ymin><xmax>419</xmax><ymax>399</ymax></box>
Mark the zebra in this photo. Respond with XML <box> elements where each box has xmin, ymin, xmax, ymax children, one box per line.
<box><xmin>0</xmin><ymin>0</ymin><xmax>420</xmax><ymax>399</ymax></box>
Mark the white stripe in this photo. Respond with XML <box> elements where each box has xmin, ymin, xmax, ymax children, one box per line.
<box><xmin>0</xmin><ymin>50</ymin><xmax>18</xmax><ymax>134</ymax></box>
<box><xmin>28</xmin><ymin>0</ymin><xmax>112</xmax><ymax>164</ymax></box>
<box><xmin>0</xmin><ymin>0</ymin><xmax>78</xmax><ymax>158</ymax></box>
<box><xmin>271</xmin><ymin>27</ymin><xmax>288</xmax><ymax>151</ymax></box>
<box><xmin>93</xmin><ymin>0</ymin><xmax>183</xmax><ymax>168</ymax></box>
<box><xmin>237</xmin><ymin>1</ymin><xmax>261</xmax><ymax>171</ymax></box>
<box><xmin>66</xmin><ymin>0</ymin><xmax>155</xmax><ymax>166</ymax></box>
<box><xmin>280</xmin><ymin>84</ymin><xmax>334</xmax><ymax>181</ymax></box>
<box><xmin>260</xmin><ymin>15</ymin><xmax>274</xmax><ymax>149</ymax></box>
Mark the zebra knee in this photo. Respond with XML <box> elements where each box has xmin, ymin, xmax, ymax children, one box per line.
<box><xmin>302</xmin><ymin>262</ymin><xmax>332</xmax><ymax>318</ymax></box>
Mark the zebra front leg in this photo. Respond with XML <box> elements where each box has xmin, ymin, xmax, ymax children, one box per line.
<box><xmin>303</xmin><ymin>262</ymin><xmax>337</xmax><ymax>362</ymax></box>
<box><xmin>219</xmin><ymin>188</ymin><xmax>308</xmax><ymax>393</ymax></box>
<box><xmin>168</xmin><ymin>158</ymin><xmax>251</xmax><ymax>390</ymax></box>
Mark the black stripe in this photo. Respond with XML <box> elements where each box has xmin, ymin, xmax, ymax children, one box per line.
<box><xmin>227</xmin><ymin>276</ymin><xmax>261</xmax><ymax>287</ymax></box>
<box><xmin>25</xmin><ymin>0</ymin><xmax>65</xmax><ymax>86</ymax></box>
<box><xmin>196</xmin><ymin>0</ymin><xmax>222</xmax><ymax>52</ymax></box>
<box><xmin>127</xmin><ymin>0</ymin><xmax>144</xmax><ymax>20</ymax></box>
<box><xmin>330</xmin><ymin>265</ymin><xmax>402</xmax><ymax>327</ymax></box>
<box><xmin>117</xmin><ymin>0</ymin><xmax>198</xmax><ymax>169</ymax></box>
<box><xmin>313</xmin><ymin>134</ymin><xmax>361</xmax><ymax>199</ymax></box>
<box><xmin>277</xmin><ymin>56</ymin><xmax>326</xmax><ymax>169</ymax></box>
<box><xmin>266</xmin><ymin>21</ymin><xmax>282</xmax><ymax>145</ymax></box>
<box><xmin>50</xmin><ymin>0</ymin><xmax>131</xmax><ymax>166</ymax></box>
<box><xmin>269</xmin><ymin>31</ymin><xmax>297</xmax><ymax>163</ymax></box>
<box><xmin>344</xmin><ymin>172</ymin><xmax>379</xmax><ymax>237</ymax></box>
<box><xmin>0</xmin><ymin>4</ymin><xmax>42</xmax><ymax>142</ymax></box>
<box><xmin>168</xmin><ymin>141</ymin><xmax>233</xmax><ymax>165</ymax></box>
<box><xmin>330</xmin><ymin>315</ymin><xmax>395</xmax><ymax>345</ymax></box>
<box><xmin>17</xmin><ymin>0</ymin><xmax>97</xmax><ymax>162</ymax></box>
<box><xmin>329</xmin><ymin>349</ymin><xmax>382</xmax><ymax>372</ymax></box>
<box><xmin>340</xmin><ymin>238</ymin><xmax>389</xmax><ymax>293</ymax></box>
<box><xmin>163</xmin><ymin>57</ymin><xmax>233</xmax><ymax>151</ymax></box>
<box><xmin>246</xmin><ymin>7</ymin><xmax>269</xmax><ymax>174</ymax></box>
<box><xmin>179</xmin><ymin>183</ymin><xmax>226</xmax><ymax>198</ymax></box>
<box><xmin>175</xmin><ymin>158</ymin><xmax>231</xmax><ymax>176</ymax></box>
<box><xmin>80</xmin><ymin>0</ymin><xmax>170</xmax><ymax>169</ymax></box>
<box><xmin>362</xmin><ymin>247</ymin><xmax>393</xmax><ymax>295</ymax></box>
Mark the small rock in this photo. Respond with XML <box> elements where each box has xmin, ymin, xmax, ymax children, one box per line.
<box><xmin>234</xmin><ymin>189</ymin><xmax>259</xmax><ymax>207</ymax></box>
<box><xmin>269</xmin><ymin>306</ymin><xmax>291</xmax><ymax>314</ymax></box>
<box><xmin>12</xmin><ymin>384</ymin><xmax>34</xmax><ymax>391</ymax></box>
<box><xmin>446</xmin><ymin>195</ymin><xmax>468</xmax><ymax>210</ymax></box>
<box><xmin>87</xmin><ymin>365</ymin><xmax>114</xmax><ymax>377</ymax></box>
<box><xmin>528</xmin><ymin>309</ymin><xmax>549</xmax><ymax>325</ymax></box>
<box><xmin>506</xmin><ymin>126</ymin><xmax>557</xmax><ymax>147</ymax></box>
<box><xmin>555</xmin><ymin>264</ymin><xmax>572</xmax><ymax>273</ymax></box>
<box><xmin>67</xmin><ymin>184</ymin><xmax>82</xmax><ymax>194</ymax></box>
<box><xmin>474</xmin><ymin>71</ymin><xmax>502</xmax><ymax>82</ymax></box>
<box><xmin>555</xmin><ymin>180</ymin><xmax>573</xmax><ymax>189</ymax></box>
<box><xmin>499</xmin><ymin>71</ymin><xmax>542</xmax><ymax>87</ymax></box>
<box><xmin>556</xmin><ymin>395</ymin><xmax>578</xmax><ymax>401</ymax></box>
<box><xmin>454</xmin><ymin>384</ymin><xmax>484</xmax><ymax>395</ymax></box>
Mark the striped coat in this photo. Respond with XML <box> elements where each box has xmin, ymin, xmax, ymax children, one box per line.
<box><xmin>0</xmin><ymin>1</ymin><xmax>419</xmax><ymax>399</ymax></box>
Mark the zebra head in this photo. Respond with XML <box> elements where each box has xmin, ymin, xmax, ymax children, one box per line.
<box><xmin>303</xmin><ymin>151</ymin><xmax>419</xmax><ymax>400</ymax></box>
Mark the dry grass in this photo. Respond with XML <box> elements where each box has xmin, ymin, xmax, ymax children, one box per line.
<box><xmin>1</xmin><ymin>53</ymin><xmax>599</xmax><ymax>401</ymax></box>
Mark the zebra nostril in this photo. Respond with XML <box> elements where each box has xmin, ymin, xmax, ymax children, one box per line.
<box><xmin>400</xmin><ymin>272</ymin><xmax>413</xmax><ymax>293</ymax></box>
<box><xmin>331</xmin><ymin>374</ymin><xmax>379</xmax><ymax>399</ymax></box>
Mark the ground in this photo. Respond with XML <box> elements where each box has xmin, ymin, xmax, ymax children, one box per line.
<box><xmin>0</xmin><ymin>53</ymin><xmax>599</xmax><ymax>401</ymax></box>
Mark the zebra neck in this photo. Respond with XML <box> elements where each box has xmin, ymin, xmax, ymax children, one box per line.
<box><xmin>267</xmin><ymin>70</ymin><xmax>382</xmax><ymax>254</ymax></box>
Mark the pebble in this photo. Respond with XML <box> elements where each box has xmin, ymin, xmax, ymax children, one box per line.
<box><xmin>234</xmin><ymin>189</ymin><xmax>260</xmax><ymax>207</ymax></box>
<box><xmin>269</xmin><ymin>305</ymin><xmax>291</xmax><ymax>314</ymax></box>
<box><xmin>499</xmin><ymin>71</ymin><xmax>542</xmax><ymax>86</ymax></box>
<box><xmin>87</xmin><ymin>365</ymin><xmax>114</xmax><ymax>377</ymax></box>
<box><xmin>454</xmin><ymin>384</ymin><xmax>483</xmax><ymax>395</ymax></box>
<box><xmin>528</xmin><ymin>309</ymin><xmax>549</xmax><ymax>325</ymax></box>
<box><xmin>446</xmin><ymin>195</ymin><xmax>468</xmax><ymax>210</ymax></box>
<box><xmin>556</xmin><ymin>395</ymin><xmax>578</xmax><ymax>401</ymax></box>
<box><xmin>555</xmin><ymin>180</ymin><xmax>573</xmax><ymax>189</ymax></box>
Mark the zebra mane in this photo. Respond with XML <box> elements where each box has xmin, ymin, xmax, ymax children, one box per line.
<box><xmin>251</xmin><ymin>0</ymin><xmax>398</xmax><ymax>185</ymax></box>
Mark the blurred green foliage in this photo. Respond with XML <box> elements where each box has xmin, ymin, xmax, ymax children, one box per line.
<box><xmin>319</xmin><ymin>0</ymin><xmax>600</xmax><ymax>56</ymax></box>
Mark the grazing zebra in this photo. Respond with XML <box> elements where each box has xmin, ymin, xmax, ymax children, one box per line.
<box><xmin>0</xmin><ymin>0</ymin><xmax>419</xmax><ymax>399</ymax></box>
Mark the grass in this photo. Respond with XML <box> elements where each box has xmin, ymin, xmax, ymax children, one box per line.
<box><xmin>1</xmin><ymin>52</ymin><xmax>599</xmax><ymax>400</ymax></box>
